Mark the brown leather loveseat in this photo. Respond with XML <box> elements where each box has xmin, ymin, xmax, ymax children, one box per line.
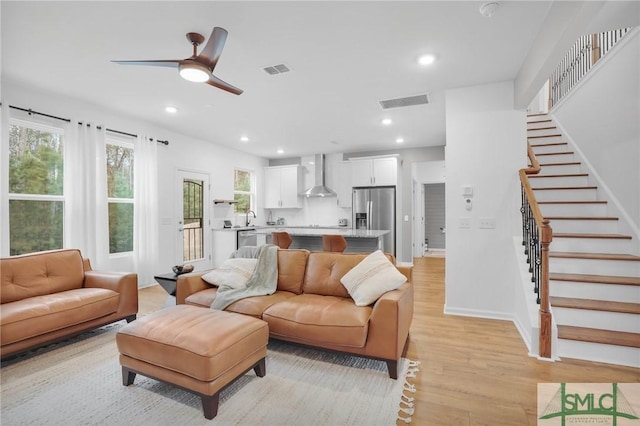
<box><xmin>176</xmin><ymin>249</ymin><xmax>413</xmax><ymax>379</ymax></box>
<box><xmin>1</xmin><ymin>249</ymin><xmax>138</xmax><ymax>357</ymax></box>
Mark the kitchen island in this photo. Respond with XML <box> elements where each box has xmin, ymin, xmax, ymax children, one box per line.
<box><xmin>254</xmin><ymin>227</ymin><xmax>390</xmax><ymax>254</ymax></box>
<box><xmin>213</xmin><ymin>226</ymin><xmax>392</xmax><ymax>267</ymax></box>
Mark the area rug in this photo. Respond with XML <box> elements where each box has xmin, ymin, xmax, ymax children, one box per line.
<box><xmin>1</xmin><ymin>322</ymin><xmax>419</xmax><ymax>425</ymax></box>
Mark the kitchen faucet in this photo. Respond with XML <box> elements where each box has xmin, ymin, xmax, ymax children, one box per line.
<box><xmin>245</xmin><ymin>210</ymin><xmax>256</xmax><ymax>227</ymax></box>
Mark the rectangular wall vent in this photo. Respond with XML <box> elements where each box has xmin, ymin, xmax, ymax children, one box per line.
<box><xmin>379</xmin><ymin>93</ymin><xmax>430</xmax><ymax>109</ymax></box>
<box><xmin>263</xmin><ymin>63</ymin><xmax>291</xmax><ymax>75</ymax></box>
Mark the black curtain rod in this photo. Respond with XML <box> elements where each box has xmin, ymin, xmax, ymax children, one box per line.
<box><xmin>9</xmin><ymin>105</ymin><xmax>71</xmax><ymax>123</ymax></box>
<box><xmin>78</xmin><ymin>122</ymin><xmax>169</xmax><ymax>145</ymax></box>
<box><xmin>5</xmin><ymin>104</ymin><xmax>168</xmax><ymax>146</ymax></box>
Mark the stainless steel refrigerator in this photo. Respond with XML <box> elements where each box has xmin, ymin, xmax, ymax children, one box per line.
<box><xmin>352</xmin><ymin>186</ymin><xmax>395</xmax><ymax>255</ymax></box>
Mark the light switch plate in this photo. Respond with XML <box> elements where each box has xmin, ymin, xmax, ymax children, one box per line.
<box><xmin>459</xmin><ymin>217</ymin><xmax>471</xmax><ymax>229</ymax></box>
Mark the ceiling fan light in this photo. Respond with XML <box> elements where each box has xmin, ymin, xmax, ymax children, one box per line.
<box><xmin>179</xmin><ymin>63</ymin><xmax>210</xmax><ymax>83</ymax></box>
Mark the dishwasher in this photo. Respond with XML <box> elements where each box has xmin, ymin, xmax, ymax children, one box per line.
<box><xmin>236</xmin><ymin>229</ymin><xmax>258</xmax><ymax>249</ymax></box>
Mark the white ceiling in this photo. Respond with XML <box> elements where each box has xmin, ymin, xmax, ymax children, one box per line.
<box><xmin>1</xmin><ymin>1</ymin><xmax>557</xmax><ymax>159</ymax></box>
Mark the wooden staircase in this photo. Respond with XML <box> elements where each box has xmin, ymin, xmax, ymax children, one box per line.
<box><xmin>527</xmin><ymin>113</ymin><xmax>640</xmax><ymax>367</ymax></box>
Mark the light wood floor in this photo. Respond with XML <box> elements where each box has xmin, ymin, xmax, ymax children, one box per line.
<box><xmin>139</xmin><ymin>257</ymin><xmax>639</xmax><ymax>425</ymax></box>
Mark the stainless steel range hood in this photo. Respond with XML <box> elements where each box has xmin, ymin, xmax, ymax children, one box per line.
<box><xmin>301</xmin><ymin>154</ymin><xmax>336</xmax><ymax>197</ymax></box>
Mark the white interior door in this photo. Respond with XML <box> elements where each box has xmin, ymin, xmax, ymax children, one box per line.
<box><xmin>176</xmin><ymin>170</ymin><xmax>211</xmax><ymax>271</ymax></box>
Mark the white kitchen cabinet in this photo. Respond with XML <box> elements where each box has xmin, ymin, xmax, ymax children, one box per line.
<box><xmin>336</xmin><ymin>161</ymin><xmax>352</xmax><ymax>208</ymax></box>
<box><xmin>264</xmin><ymin>165</ymin><xmax>302</xmax><ymax>208</ymax></box>
<box><xmin>350</xmin><ymin>157</ymin><xmax>397</xmax><ymax>187</ymax></box>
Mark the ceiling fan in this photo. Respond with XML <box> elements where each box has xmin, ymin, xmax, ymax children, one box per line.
<box><xmin>112</xmin><ymin>27</ymin><xmax>243</xmax><ymax>95</ymax></box>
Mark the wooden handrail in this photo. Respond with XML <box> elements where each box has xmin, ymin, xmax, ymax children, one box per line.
<box><xmin>519</xmin><ymin>142</ymin><xmax>553</xmax><ymax>359</ymax></box>
<box><xmin>524</xmin><ymin>143</ymin><xmax>541</xmax><ymax>175</ymax></box>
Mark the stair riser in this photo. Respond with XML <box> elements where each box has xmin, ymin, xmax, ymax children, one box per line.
<box><xmin>550</xmin><ymin>281</ymin><xmax>640</xmax><ymax>303</ymax></box>
<box><xmin>550</xmin><ymin>258</ymin><xmax>640</xmax><ymax>276</ymax></box>
<box><xmin>556</xmin><ymin>339</ymin><xmax>640</xmax><ymax>368</ymax></box>
<box><xmin>547</xmin><ymin>220</ymin><xmax>619</xmax><ymax>234</ymax></box>
<box><xmin>527</xmin><ymin>122</ymin><xmax>553</xmax><ymax>128</ymax></box>
<box><xmin>531</xmin><ymin>145</ymin><xmax>568</xmax><ymax>154</ymax></box>
<box><xmin>539</xmin><ymin>164</ymin><xmax>583</xmax><ymax>174</ymax></box>
<box><xmin>539</xmin><ymin>204</ymin><xmax>608</xmax><ymax>216</ymax></box>
<box><xmin>552</xmin><ymin>307</ymin><xmax>640</xmax><ymax>333</ymax></box>
<box><xmin>528</xmin><ymin>129</ymin><xmax>561</xmax><ymax>138</ymax></box>
<box><xmin>530</xmin><ymin>176</ymin><xmax>589</xmax><ymax>187</ymax></box>
<box><xmin>550</xmin><ymin>238</ymin><xmax>633</xmax><ymax>255</ymax></box>
<box><xmin>533</xmin><ymin>189</ymin><xmax>598</xmax><ymax>202</ymax></box>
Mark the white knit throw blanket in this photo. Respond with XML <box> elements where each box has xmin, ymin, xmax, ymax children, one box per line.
<box><xmin>210</xmin><ymin>244</ymin><xmax>278</xmax><ymax>310</ymax></box>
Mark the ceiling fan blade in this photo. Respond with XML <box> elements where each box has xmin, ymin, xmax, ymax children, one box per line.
<box><xmin>111</xmin><ymin>60</ymin><xmax>182</xmax><ymax>68</ymax></box>
<box><xmin>198</xmin><ymin>27</ymin><xmax>228</xmax><ymax>69</ymax></box>
<box><xmin>207</xmin><ymin>74</ymin><xmax>243</xmax><ymax>95</ymax></box>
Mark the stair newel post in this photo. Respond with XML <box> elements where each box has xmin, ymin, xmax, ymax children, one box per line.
<box><xmin>539</xmin><ymin>218</ymin><xmax>553</xmax><ymax>359</ymax></box>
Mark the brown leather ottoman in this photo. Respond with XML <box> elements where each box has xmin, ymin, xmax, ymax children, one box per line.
<box><xmin>116</xmin><ymin>305</ymin><xmax>268</xmax><ymax>419</ymax></box>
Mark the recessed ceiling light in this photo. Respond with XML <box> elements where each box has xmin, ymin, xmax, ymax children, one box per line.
<box><xmin>277</xmin><ymin>149</ymin><xmax>284</xmax><ymax>155</ymax></box>
<box><xmin>165</xmin><ymin>106</ymin><xmax>178</xmax><ymax>113</ymax></box>
<box><xmin>381</xmin><ymin>118</ymin><xmax>393</xmax><ymax>126</ymax></box>
<box><xmin>417</xmin><ymin>54</ymin><xmax>436</xmax><ymax>66</ymax></box>
<box><xmin>240</xmin><ymin>135</ymin><xmax>249</xmax><ymax>142</ymax></box>
<box><xmin>395</xmin><ymin>137</ymin><xmax>405</xmax><ymax>144</ymax></box>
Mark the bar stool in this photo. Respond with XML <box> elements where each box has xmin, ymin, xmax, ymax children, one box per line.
<box><xmin>322</xmin><ymin>234</ymin><xmax>347</xmax><ymax>253</ymax></box>
<box><xmin>272</xmin><ymin>231</ymin><xmax>292</xmax><ymax>249</ymax></box>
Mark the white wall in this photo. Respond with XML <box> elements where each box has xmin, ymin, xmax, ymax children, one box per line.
<box><xmin>444</xmin><ymin>81</ymin><xmax>527</xmax><ymax>319</ymax></box>
<box><xmin>552</xmin><ymin>29</ymin><xmax>640</xmax><ymax>239</ymax></box>
<box><xmin>2</xmin><ymin>80</ymin><xmax>268</xmax><ymax>279</ymax></box>
<box><xmin>414</xmin><ymin>160</ymin><xmax>445</xmax><ymax>183</ymax></box>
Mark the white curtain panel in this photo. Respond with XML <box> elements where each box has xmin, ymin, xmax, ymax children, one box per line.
<box><xmin>63</xmin><ymin>122</ymin><xmax>109</xmax><ymax>269</ymax></box>
<box><xmin>133</xmin><ymin>135</ymin><xmax>159</xmax><ymax>287</ymax></box>
<box><xmin>63</xmin><ymin>122</ymin><xmax>96</xmax><ymax>261</ymax></box>
<box><xmin>93</xmin><ymin>126</ymin><xmax>109</xmax><ymax>269</ymax></box>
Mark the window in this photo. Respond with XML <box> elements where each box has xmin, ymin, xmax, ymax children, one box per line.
<box><xmin>233</xmin><ymin>169</ymin><xmax>254</xmax><ymax>214</ymax></box>
<box><xmin>8</xmin><ymin>119</ymin><xmax>65</xmax><ymax>255</ymax></box>
<box><xmin>106</xmin><ymin>138</ymin><xmax>134</xmax><ymax>254</ymax></box>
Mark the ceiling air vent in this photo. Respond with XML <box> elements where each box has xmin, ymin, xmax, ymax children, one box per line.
<box><xmin>263</xmin><ymin>63</ymin><xmax>291</xmax><ymax>75</ymax></box>
<box><xmin>379</xmin><ymin>93</ymin><xmax>430</xmax><ymax>110</ymax></box>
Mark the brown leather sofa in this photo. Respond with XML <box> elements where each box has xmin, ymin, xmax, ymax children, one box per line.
<box><xmin>1</xmin><ymin>249</ymin><xmax>138</xmax><ymax>358</ymax></box>
<box><xmin>176</xmin><ymin>249</ymin><xmax>413</xmax><ymax>379</ymax></box>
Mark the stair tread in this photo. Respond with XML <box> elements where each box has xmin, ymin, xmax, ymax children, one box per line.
<box><xmin>531</xmin><ymin>142</ymin><xmax>567</xmax><ymax>147</ymax></box>
<box><xmin>527</xmin><ymin>126</ymin><xmax>557</xmax><ymax>131</ymax></box>
<box><xmin>532</xmin><ymin>186</ymin><xmax>597</xmax><ymax>190</ymax></box>
<box><xmin>528</xmin><ymin>134</ymin><xmax>563</xmax><ymax>139</ymax></box>
<box><xmin>536</xmin><ymin>151</ymin><xmax>575</xmax><ymax>156</ymax></box>
<box><xmin>527</xmin><ymin>113</ymin><xmax>549</xmax><ymax>117</ymax></box>
<box><xmin>553</xmin><ymin>233</ymin><xmax>632</xmax><ymax>240</ymax></box>
<box><xmin>557</xmin><ymin>325</ymin><xmax>640</xmax><ymax>348</ymax></box>
<box><xmin>550</xmin><ymin>296</ymin><xmax>640</xmax><ymax>314</ymax></box>
<box><xmin>545</xmin><ymin>216</ymin><xmax>618</xmax><ymax>220</ymax></box>
<box><xmin>539</xmin><ymin>161</ymin><xmax>581</xmax><ymax>166</ymax></box>
<box><xmin>550</xmin><ymin>272</ymin><xmax>640</xmax><ymax>286</ymax></box>
<box><xmin>550</xmin><ymin>251</ymin><xmax>640</xmax><ymax>261</ymax></box>
<box><xmin>538</xmin><ymin>200</ymin><xmax>607</xmax><ymax>205</ymax></box>
<box><xmin>529</xmin><ymin>173</ymin><xmax>588</xmax><ymax>178</ymax></box>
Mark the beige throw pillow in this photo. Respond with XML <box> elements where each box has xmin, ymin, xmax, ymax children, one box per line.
<box><xmin>340</xmin><ymin>250</ymin><xmax>407</xmax><ymax>306</ymax></box>
<box><xmin>201</xmin><ymin>258</ymin><xmax>258</xmax><ymax>289</ymax></box>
